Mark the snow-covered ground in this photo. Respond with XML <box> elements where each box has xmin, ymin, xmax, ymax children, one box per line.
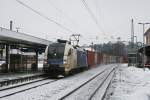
<box><xmin>1</xmin><ymin>64</ymin><xmax>116</xmax><ymax>100</ymax></box>
<box><xmin>104</xmin><ymin>64</ymin><xmax>150</xmax><ymax>100</ymax></box>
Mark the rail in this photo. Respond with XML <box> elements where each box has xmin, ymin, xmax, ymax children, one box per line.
<box><xmin>59</xmin><ymin>66</ymin><xmax>116</xmax><ymax>100</ymax></box>
<box><xmin>0</xmin><ymin>78</ymin><xmax>58</xmax><ymax>98</ymax></box>
<box><xmin>0</xmin><ymin>73</ymin><xmax>46</xmax><ymax>87</ymax></box>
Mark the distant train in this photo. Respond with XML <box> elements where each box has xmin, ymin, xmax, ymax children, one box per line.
<box><xmin>43</xmin><ymin>39</ymin><xmax>103</xmax><ymax>77</ymax></box>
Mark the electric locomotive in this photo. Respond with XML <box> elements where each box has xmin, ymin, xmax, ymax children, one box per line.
<box><xmin>43</xmin><ymin>39</ymin><xmax>88</xmax><ymax>76</ymax></box>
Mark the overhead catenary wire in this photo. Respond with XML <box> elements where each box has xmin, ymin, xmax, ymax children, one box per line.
<box><xmin>15</xmin><ymin>0</ymin><xmax>77</xmax><ymax>35</ymax></box>
<box><xmin>81</xmin><ymin>0</ymin><xmax>98</xmax><ymax>25</ymax></box>
<box><xmin>80</xmin><ymin>0</ymin><xmax>106</xmax><ymax>36</ymax></box>
<box><xmin>47</xmin><ymin>0</ymin><xmax>86</xmax><ymax>35</ymax></box>
<box><xmin>15</xmin><ymin>0</ymin><xmax>107</xmax><ymax>44</ymax></box>
<box><xmin>47</xmin><ymin>0</ymin><xmax>75</xmax><ymax>25</ymax></box>
<box><xmin>48</xmin><ymin>0</ymin><xmax>105</xmax><ymax>38</ymax></box>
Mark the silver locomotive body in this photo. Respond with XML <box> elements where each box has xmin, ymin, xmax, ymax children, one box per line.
<box><xmin>43</xmin><ymin>39</ymin><xmax>88</xmax><ymax>76</ymax></box>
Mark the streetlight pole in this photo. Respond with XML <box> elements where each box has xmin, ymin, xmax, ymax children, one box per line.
<box><xmin>134</xmin><ymin>36</ymin><xmax>137</xmax><ymax>67</ymax></box>
<box><xmin>134</xmin><ymin>36</ymin><xmax>137</xmax><ymax>44</ymax></box>
<box><xmin>138</xmin><ymin>22</ymin><xmax>150</xmax><ymax>70</ymax></box>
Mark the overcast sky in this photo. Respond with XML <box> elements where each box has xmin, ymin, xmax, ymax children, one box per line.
<box><xmin>0</xmin><ymin>0</ymin><xmax>150</xmax><ymax>45</ymax></box>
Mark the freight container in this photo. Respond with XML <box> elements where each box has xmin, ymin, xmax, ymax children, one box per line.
<box><xmin>97</xmin><ymin>52</ymin><xmax>101</xmax><ymax>64</ymax></box>
<box><xmin>87</xmin><ymin>50</ymin><xmax>95</xmax><ymax>68</ymax></box>
<box><xmin>94</xmin><ymin>52</ymin><xmax>98</xmax><ymax>65</ymax></box>
<box><xmin>77</xmin><ymin>49</ymin><xmax>88</xmax><ymax>67</ymax></box>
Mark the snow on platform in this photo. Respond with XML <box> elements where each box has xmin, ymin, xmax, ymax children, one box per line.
<box><xmin>104</xmin><ymin>64</ymin><xmax>150</xmax><ymax>100</ymax></box>
<box><xmin>0</xmin><ymin>72</ymin><xmax>43</xmax><ymax>82</ymax></box>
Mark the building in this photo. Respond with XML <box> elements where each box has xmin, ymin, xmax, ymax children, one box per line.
<box><xmin>145</xmin><ymin>28</ymin><xmax>150</xmax><ymax>45</ymax></box>
<box><xmin>0</xmin><ymin>27</ymin><xmax>51</xmax><ymax>72</ymax></box>
<box><xmin>138</xmin><ymin>28</ymin><xmax>150</xmax><ymax>68</ymax></box>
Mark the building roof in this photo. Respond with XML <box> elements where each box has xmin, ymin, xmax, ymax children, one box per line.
<box><xmin>0</xmin><ymin>27</ymin><xmax>52</xmax><ymax>48</ymax></box>
<box><xmin>138</xmin><ymin>45</ymin><xmax>150</xmax><ymax>56</ymax></box>
<box><xmin>0</xmin><ymin>27</ymin><xmax>53</xmax><ymax>52</ymax></box>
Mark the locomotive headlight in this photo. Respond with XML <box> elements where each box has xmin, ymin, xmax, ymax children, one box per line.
<box><xmin>44</xmin><ymin>59</ymin><xmax>47</xmax><ymax>64</ymax></box>
<box><xmin>44</xmin><ymin>61</ymin><xmax>47</xmax><ymax>64</ymax></box>
<box><xmin>64</xmin><ymin>60</ymin><xmax>67</xmax><ymax>64</ymax></box>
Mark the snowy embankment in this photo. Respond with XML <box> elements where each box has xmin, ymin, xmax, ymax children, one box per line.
<box><xmin>104</xmin><ymin>64</ymin><xmax>150</xmax><ymax>100</ymax></box>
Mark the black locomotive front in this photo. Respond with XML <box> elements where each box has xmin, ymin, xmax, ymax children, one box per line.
<box><xmin>43</xmin><ymin>43</ymin><xmax>66</xmax><ymax>75</ymax></box>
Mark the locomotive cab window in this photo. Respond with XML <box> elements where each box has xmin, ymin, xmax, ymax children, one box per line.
<box><xmin>48</xmin><ymin>43</ymin><xmax>65</xmax><ymax>59</ymax></box>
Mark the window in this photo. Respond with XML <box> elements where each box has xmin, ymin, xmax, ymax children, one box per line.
<box><xmin>48</xmin><ymin>43</ymin><xmax>65</xmax><ymax>59</ymax></box>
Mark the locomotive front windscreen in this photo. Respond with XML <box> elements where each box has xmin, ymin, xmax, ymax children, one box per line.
<box><xmin>48</xmin><ymin>43</ymin><xmax>65</xmax><ymax>59</ymax></box>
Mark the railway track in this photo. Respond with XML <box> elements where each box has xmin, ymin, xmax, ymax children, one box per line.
<box><xmin>0</xmin><ymin>77</ymin><xmax>58</xmax><ymax>98</ymax></box>
<box><xmin>89</xmin><ymin>68</ymin><xmax>115</xmax><ymax>100</ymax></box>
<box><xmin>0</xmin><ymin>64</ymin><xmax>118</xmax><ymax>100</ymax></box>
<box><xmin>59</xmin><ymin>66</ymin><xmax>116</xmax><ymax>100</ymax></box>
<box><xmin>0</xmin><ymin>77</ymin><xmax>48</xmax><ymax>91</ymax></box>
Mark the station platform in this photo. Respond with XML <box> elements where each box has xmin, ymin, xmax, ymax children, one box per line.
<box><xmin>0</xmin><ymin>72</ymin><xmax>45</xmax><ymax>87</ymax></box>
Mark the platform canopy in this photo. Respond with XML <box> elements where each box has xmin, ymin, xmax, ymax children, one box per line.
<box><xmin>138</xmin><ymin>45</ymin><xmax>150</xmax><ymax>56</ymax></box>
<box><xmin>0</xmin><ymin>27</ymin><xmax>52</xmax><ymax>52</ymax></box>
